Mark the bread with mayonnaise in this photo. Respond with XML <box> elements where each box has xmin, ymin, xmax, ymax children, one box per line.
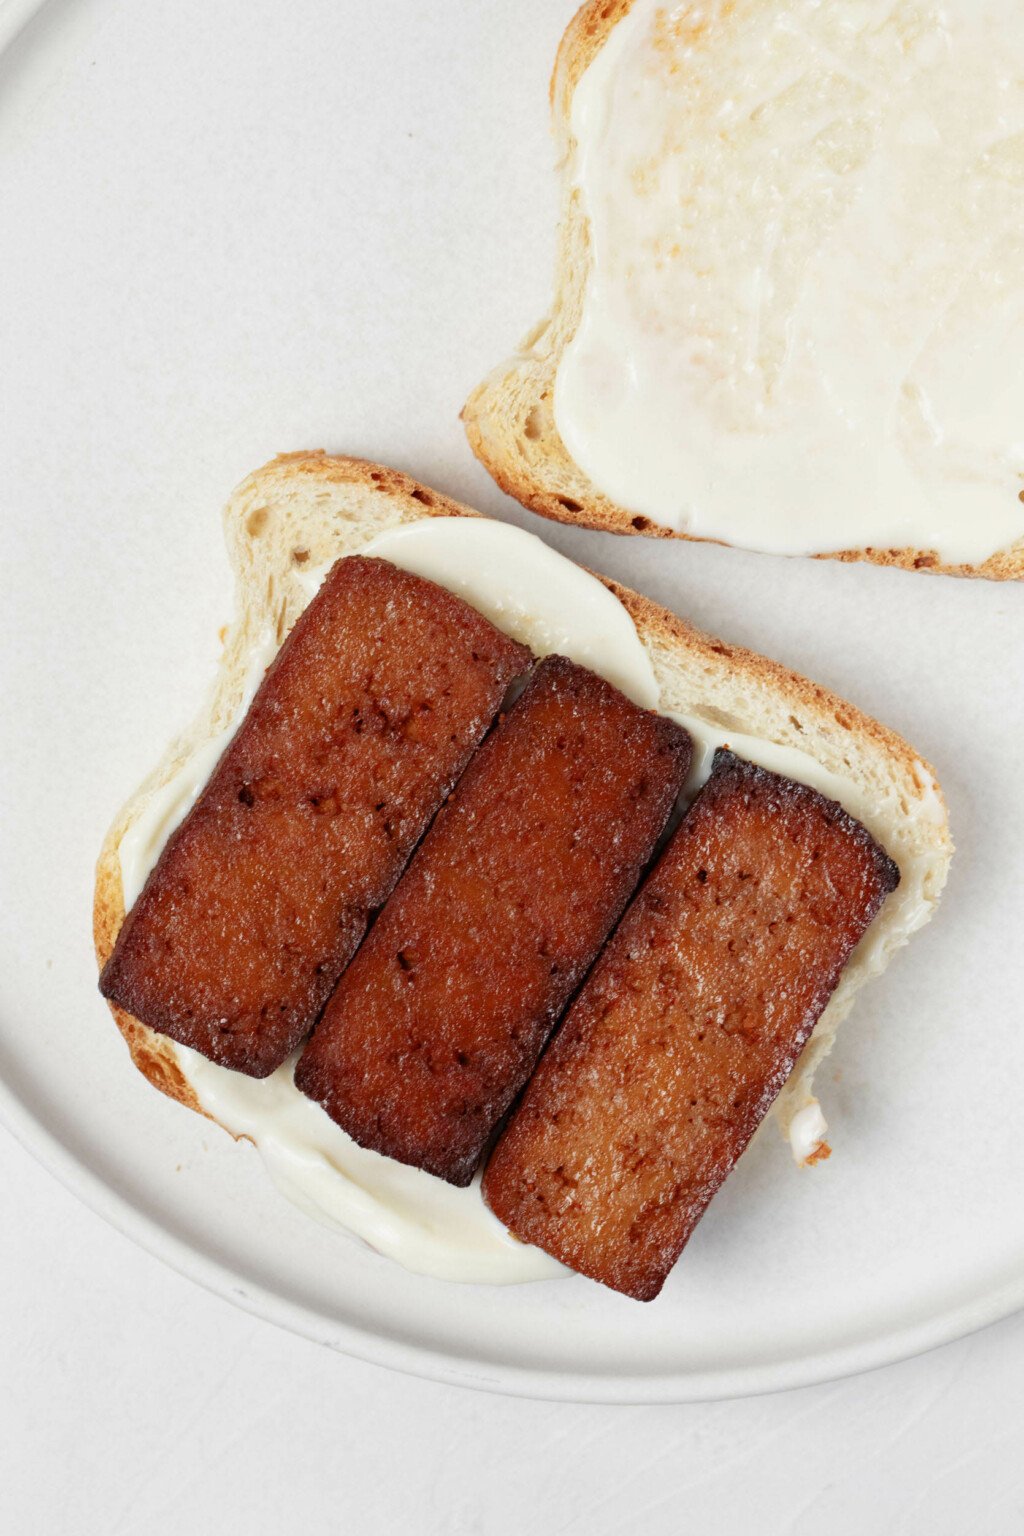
<box><xmin>93</xmin><ymin>451</ymin><xmax>952</xmax><ymax>1182</ymax></box>
<box><xmin>463</xmin><ymin>0</ymin><xmax>1024</xmax><ymax>577</ymax></box>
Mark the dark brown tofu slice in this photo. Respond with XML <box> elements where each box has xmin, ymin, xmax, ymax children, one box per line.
<box><xmin>295</xmin><ymin>656</ymin><xmax>692</xmax><ymax>1185</ymax></box>
<box><xmin>483</xmin><ymin>750</ymin><xmax>900</xmax><ymax>1300</ymax></box>
<box><xmin>100</xmin><ymin>556</ymin><xmax>530</xmax><ymax>1077</ymax></box>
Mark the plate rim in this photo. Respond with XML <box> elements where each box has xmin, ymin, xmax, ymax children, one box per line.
<box><xmin>3</xmin><ymin>1073</ymin><xmax>1022</xmax><ymax>1403</ymax></box>
<box><xmin>4</xmin><ymin>0</ymin><xmax>1023</xmax><ymax>1406</ymax></box>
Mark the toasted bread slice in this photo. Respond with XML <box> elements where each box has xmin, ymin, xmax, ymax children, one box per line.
<box><xmin>462</xmin><ymin>1</ymin><xmax>1024</xmax><ymax>579</ymax></box>
<box><xmin>93</xmin><ymin>451</ymin><xmax>952</xmax><ymax>1158</ymax></box>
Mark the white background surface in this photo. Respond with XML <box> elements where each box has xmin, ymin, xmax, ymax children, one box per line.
<box><xmin>2</xmin><ymin>0</ymin><xmax>1024</xmax><ymax>1522</ymax></box>
<box><xmin>4</xmin><ymin>1125</ymin><xmax>1024</xmax><ymax>1536</ymax></box>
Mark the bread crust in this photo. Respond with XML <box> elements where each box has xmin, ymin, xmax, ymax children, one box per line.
<box><xmin>607</xmin><ymin>578</ymin><xmax>930</xmax><ymax>790</ymax></box>
<box><xmin>462</xmin><ymin>0</ymin><xmax>1024</xmax><ymax>580</ymax></box>
<box><xmin>94</xmin><ymin>451</ymin><xmax>951</xmax><ymax>1154</ymax></box>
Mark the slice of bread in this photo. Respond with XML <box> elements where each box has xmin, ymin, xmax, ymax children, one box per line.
<box><xmin>93</xmin><ymin>450</ymin><xmax>952</xmax><ymax>1155</ymax></box>
<box><xmin>462</xmin><ymin>1</ymin><xmax>1024</xmax><ymax>580</ymax></box>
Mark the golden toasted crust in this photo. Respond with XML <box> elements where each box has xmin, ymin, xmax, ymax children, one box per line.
<box><xmin>463</xmin><ymin>0</ymin><xmax>1024</xmax><ymax>580</ymax></box>
<box><xmin>550</xmin><ymin>0</ymin><xmax>635</xmax><ymax>121</ymax></box>
<box><xmin>94</xmin><ymin>452</ymin><xmax>951</xmax><ymax>1143</ymax></box>
<box><xmin>94</xmin><ymin>831</ymin><xmax>205</xmax><ymax>1115</ymax></box>
<box><xmin>606</xmin><ymin>578</ymin><xmax>936</xmax><ymax>796</ymax></box>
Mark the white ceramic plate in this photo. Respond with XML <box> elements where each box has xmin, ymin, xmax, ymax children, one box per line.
<box><xmin>2</xmin><ymin>0</ymin><xmax>1023</xmax><ymax>1403</ymax></box>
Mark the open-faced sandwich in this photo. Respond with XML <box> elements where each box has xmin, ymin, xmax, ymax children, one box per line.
<box><xmin>94</xmin><ymin>452</ymin><xmax>952</xmax><ymax>1298</ymax></box>
<box><xmin>463</xmin><ymin>0</ymin><xmax>1024</xmax><ymax>577</ymax></box>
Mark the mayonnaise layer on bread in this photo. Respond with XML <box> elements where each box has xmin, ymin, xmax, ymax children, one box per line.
<box><xmin>554</xmin><ymin>0</ymin><xmax>1024</xmax><ymax>564</ymax></box>
<box><xmin>119</xmin><ymin>518</ymin><xmax>943</xmax><ymax>1282</ymax></box>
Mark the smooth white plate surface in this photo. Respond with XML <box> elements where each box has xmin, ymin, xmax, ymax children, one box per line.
<box><xmin>1</xmin><ymin>0</ymin><xmax>1022</xmax><ymax>1403</ymax></box>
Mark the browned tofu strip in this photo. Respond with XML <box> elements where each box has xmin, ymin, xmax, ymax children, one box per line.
<box><xmin>296</xmin><ymin>656</ymin><xmax>692</xmax><ymax>1185</ymax></box>
<box><xmin>100</xmin><ymin>557</ymin><xmax>530</xmax><ymax>1077</ymax></box>
<box><xmin>483</xmin><ymin>750</ymin><xmax>900</xmax><ymax>1299</ymax></box>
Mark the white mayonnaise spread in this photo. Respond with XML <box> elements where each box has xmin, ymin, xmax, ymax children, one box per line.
<box><xmin>554</xmin><ymin>0</ymin><xmax>1024</xmax><ymax>563</ymax></box>
<box><xmin>119</xmin><ymin>517</ymin><xmax>937</xmax><ymax>1279</ymax></box>
<box><xmin>787</xmin><ymin>1100</ymin><xmax>831</xmax><ymax>1166</ymax></box>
